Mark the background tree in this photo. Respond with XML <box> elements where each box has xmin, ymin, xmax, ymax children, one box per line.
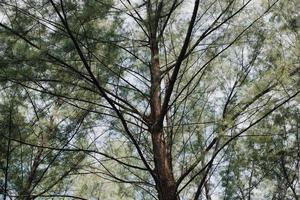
<box><xmin>0</xmin><ymin>0</ymin><xmax>299</xmax><ymax>199</ymax></box>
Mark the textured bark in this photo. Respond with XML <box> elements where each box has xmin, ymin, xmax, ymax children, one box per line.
<box><xmin>149</xmin><ymin>34</ymin><xmax>178</xmax><ymax>200</ymax></box>
<box><xmin>152</xmin><ymin>131</ymin><xmax>177</xmax><ymax>200</ymax></box>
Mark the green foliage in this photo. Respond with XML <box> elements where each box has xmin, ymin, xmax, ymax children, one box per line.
<box><xmin>0</xmin><ymin>0</ymin><xmax>299</xmax><ymax>199</ymax></box>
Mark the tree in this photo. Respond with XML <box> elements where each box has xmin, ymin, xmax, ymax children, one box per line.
<box><xmin>0</xmin><ymin>0</ymin><xmax>299</xmax><ymax>199</ymax></box>
<box><xmin>220</xmin><ymin>1</ymin><xmax>300</xmax><ymax>199</ymax></box>
<box><xmin>0</xmin><ymin>0</ymin><xmax>117</xmax><ymax>199</ymax></box>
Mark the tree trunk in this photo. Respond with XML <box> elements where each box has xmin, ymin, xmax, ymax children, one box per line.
<box><xmin>150</xmin><ymin>35</ymin><xmax>178</xmax><ymax>200</ymax></box>
<box><xmin>152</xmin><ymin>131</ymin><xmax>178</xmax><ymax>200</ymax></box>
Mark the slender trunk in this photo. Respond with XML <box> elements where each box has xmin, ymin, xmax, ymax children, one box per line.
<box><xmin>150</xmin><ymin>36</ymin><xmax>177</xmax><ymax>200</ymax></box>
<box><xmin>204</xmin><ymin>182</ymin><xmax>212</xmax><ymax>200</ymax></box>
<box><xmin>20</xmin><ymin>149</ymin><xmax>43</xmax><ymax>200</ymax></box>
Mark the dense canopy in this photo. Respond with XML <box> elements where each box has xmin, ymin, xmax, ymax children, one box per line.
<box><xmin>0</xmin><ymin>0</ymin><xmax>299</xmax><ymax>199</ymax></box>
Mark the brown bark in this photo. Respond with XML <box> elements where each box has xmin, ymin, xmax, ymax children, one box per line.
<box><xmin>149</xmin><ymin>32</ymin><xmax>178</xmax><ymax>200</ymax></box>
<box><xmin>152</xmin><ymin>132</ymin><xmax>177</xmax><ymax>200</ymax></box>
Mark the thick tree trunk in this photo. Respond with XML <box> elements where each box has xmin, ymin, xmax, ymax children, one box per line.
<box><xmin>150</xmin><ymin>36</ymin><xmax>178</xmax><ymax>200</ymax></box>
<box><xmin>152</xmin><ymin>131</ymin><xmax>178</xmax><ymax>200</ymax></box>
